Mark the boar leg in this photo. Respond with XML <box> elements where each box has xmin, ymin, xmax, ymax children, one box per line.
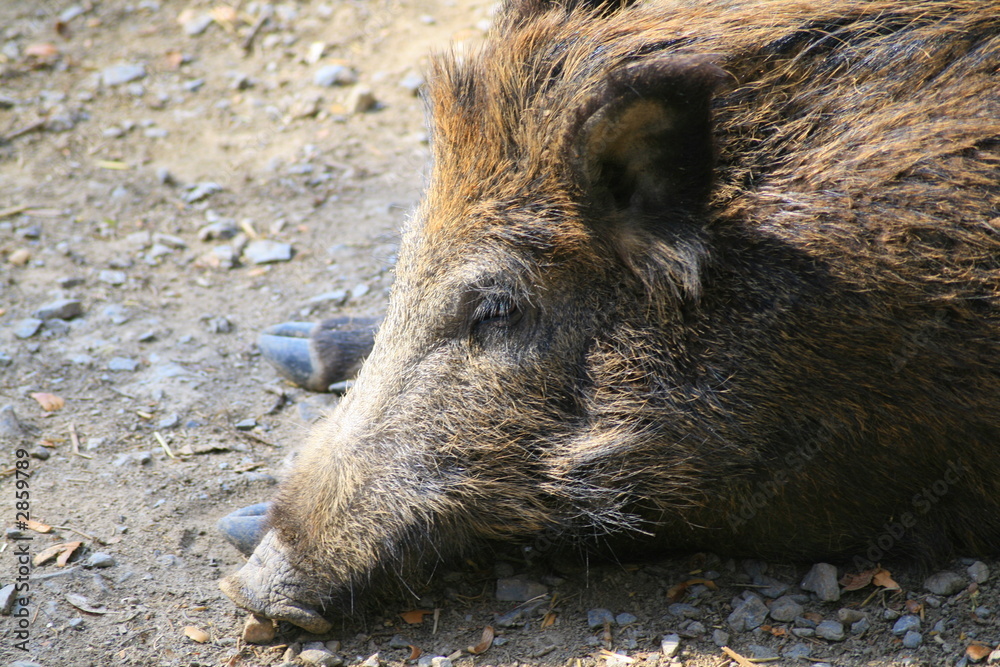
<box><xmin>257</xmin><ymin>316</ymin><xmax>380</xmax><ymax>392</ymax></box>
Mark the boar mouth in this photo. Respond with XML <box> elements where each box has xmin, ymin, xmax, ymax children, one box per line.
<box><xmin>219</xmin><ymin>529</ymin><xmax>334</xmax><ymax>634</ymax></box>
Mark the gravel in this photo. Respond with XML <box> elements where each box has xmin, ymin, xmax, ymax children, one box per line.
<box><xmin>768</xmin><ymin>595</ymin><xmax>803</xmax><ymax>622</ymax></box>
<box><xmin>33</xmin><ymin>298</ymin><xmax>84</xmax><ymax>320</ymax></box>
<box><xmin>586</xmin><ymin>608</ymin><xmax>615</xmax><ymax>628</ymax></box>
<box><xmin>801</xmin><ymin>562</ymin><xmax>841</xmax><ymax>601</ymax></box>
<box><xmin>892</xmin><ymin>614</ymin><xmax>921</xmax><ymax>636</ymax></box>
<box><xmin>102</xmin><ymin>63</ymin><xmax>146</xmax><ymax>86</ymax></box>
<box><xmin>902</xmin><ymin>630</ymin><xmax>922</xmax><ymax>648</ymax></box>
<box><xmin>815</xmin><ymin>620</ymin><xmax>845</xmax><ymax>641</ymax></box>
<box><xmin>924</xmin><ymin>570</ymin><xmax>966</xmax><ymax>596</ymax></box>
<box><xmin>244</xmin><ymin>240</ymin><xmax>293</xmax><ymax>264</ymax></box>
<box><xmin>660</xmin><ymin>633</ymin><xmax>680</xmax><ymax>658</ymax></box>
<box><xmin>727</xmin><ymin>594</ymin><xmax>768</xmax><ymax>632</ymax></box>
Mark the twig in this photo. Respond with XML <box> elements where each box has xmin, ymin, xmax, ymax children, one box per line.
<box><xmin>236</xmin><ymin>430</ymin><xmax>278</xmax><ymax>447</ymax></box>
<box><xmin>69</xmin><ymin>423</ymin><xmax>93</xmax><ymax>459</ymax></box>
<box><xmin>1</xmin><ymin>119</ymin><xmax>45</xmax><ymax>143</ymax></box>
<box><xmin>154</xmin><ymin>431</ymin><xmax>176</xmax><ymax>459</ymax></box>
<box><xmin>48</xmin><ymin>524</ymin><xmax>99</xmax><ymax>543</ymax></box>
<box><xmin>721</xmin><ymin>646</ymin><xmax>759</xmax><ymax>667</ymax></box>
<box><xmin>0</xmin><ymin>204</ymin><xmax>32</xmax><ymax>219</ymax></box>
<box><xmin>241</xmin><ymin>12</ymin><xmax>268</xmax><ymax>52</ymax></box>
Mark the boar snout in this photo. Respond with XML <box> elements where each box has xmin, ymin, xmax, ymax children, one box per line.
<box><xmin>219</xmin><ymin>530</ymin><xmax>333</xmax><ymax>634</ymax></box>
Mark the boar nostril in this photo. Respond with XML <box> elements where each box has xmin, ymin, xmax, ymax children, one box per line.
<box><xmin>218</xmin><ymin>502</ymin><xmax>272</xmax><ymax>556</ymax></box>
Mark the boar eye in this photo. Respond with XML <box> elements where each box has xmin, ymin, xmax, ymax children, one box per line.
<box><xmin>472</xmin><ymin>296</ymin><xmax>523</xmax><ymax>331</ymax></box>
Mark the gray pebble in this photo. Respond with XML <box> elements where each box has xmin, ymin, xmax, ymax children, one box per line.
<box><xmin>182</xmin><ymin>12</ymin><xmax>214</xmax><ymax>36</ymax></box>
<box><xmin>314</xmin><ymin>64</ymin><xmax>357</xmax><ymax>87</ymax></box>
<box><xmin>660</xmin><ymin>633</ymin><xmax>680</xmax><ymax>658</ymax></box>
<box><xmin>183</xmin><ymin>182</ymin><xmax>222</xmax><ymax>204</ymax></box>
<box><xmin>399</xmin><ymin>72</ymin><xmax>425</xmax><ymax>95</ymax></box>
<box><xmin>768</xmin><ymin>595</ymin><xmax>803</xmax><ymax>622</ymax></box>
<box><xmin>667</xmin><ymin>602</ymin><xmax>701</xmax><ymax>618</ymax></box>
<box><xmin>968</xmin><ymin>561</ymin><xmax>989</xmax><ymax>584</ymax></box>
<box><xmin>753</xmin><ymin>573</ymin><xmax>789</xmax><ymax>598</ymax></box>
<box><xmin>902</xmin><ymin>630</ymin><xmax>922</xmax><ymax>648</ymax></box>
<box><xmin>883</xmin><ymin>608</ymin><xmax>900</xmax><ymax>621</ymax></box>
<box><xmin>587</xmin><ymin>608</ymin><xmax>615</xmax><ymax>628</ymax></box>
<box><xmin>85</xmin><ymin>552</ymin><xmax>115</xmax><ymax>569</ymax></box>
<box><xmin>727</xmin><ymin>594</ymin><xmax>768</xmax><ymax>632</ymax></box>
<box><xmin>29</xmin><ymin>446</ymin><xmax>50</xmax><ymax>460</ymax></box>
<box><xmin>102</xmin><ymin>63</ymin><xmax>146</xmax><ymax>86</ymax></box>
<box><xmin>10</xmin><ymin>661</ymin><xmax>43</xmax><ymax>667</ymax></box>
<box><xmin>782</xmin><ymin>643</ymin><xmax>812</xmax><ymax>660</ymax></box>
<box><xmin>244</xmin><ymin>239</ymin><xmax>293</xmax><ymax>264</ymax></box>
<box><xmin>924</xmin><ymin>570</ymin><xmax>966</xmax><ymax>596</ymax></box>
<box><xmin>33</xmin><ymin>298</ymin><xmax>83</xmax><ymax>320</ymax></box>
<box><xmin>235</xmin><ymin>418</ymin><xmax>258</xmax><ymax>431</ymax></box>
<box><xmin>99</xmin><ymin>269</ymin><xmax>127</xmax><ymax>286</ymax></box>
<box><xmin>892</xmin><ymin>614</ymin><xmax>921</xmax><ymax>636</ymax></box>
<box><xmin>0</xmin><ymin>405</ymin><xmax>27</xmax><ymax>440</ymax></box>
<box><xmin>711</xmin><ymin>629</ymin><xmax>729</xmax><ymax>647</ymax></box>
<box><xmin>836</xmin><ymin>608</ymin><xmax>865</xmax><ymax>624</ymax></box>
<box><xmin>351</xmin><ymin>283</ymin><xmax>370</xmax><ymax>299</ymax></box>
<box><xmin>347</xmin><ymin>85</ymin><xmax>377</xmax><ymax>114</ymax></box>
<box><xmin>975</xmin><ymin>606</ymin><xmax>991</xmax><ymax>619</ymax></box>
<box><xmin>815</xmin><ymin>620</ymin><xmax>845</xmax><ymax>641</ymax></box>
<box><xmin>0</xmin><ymin>351</ymin><xmax>11</xmax><ymax>366</ymax></box>
<box><xmin>310</xmin><ymin>290</ymin><xmax>349</xmax><ymax>305</ymax></box>
<box><xmin>15</xmin><ymin>318</ymin><xmax>44</xmax><ymax>339</ymax></box>
<box><xmin>851</xmin><ymin>616</ymin><xmax>871</xmax><ymax>635</ymax></box>
<box><xmin>747</xmin><ymin>644</ymin><xmax>778</xmax><ymax>660</ymax></box>
<box><xmin>801</xmin><ymin>562</ymin><xmax>840</xmax><ymax>601</ymax></box>
<box><xmin>791</xmin><ymin>627</ymin><xmax>814</xmax><ymax>638</ymax></box>
<box><xmin>157</xmin><ymin>413</ymin><xmax>180</xmax><ymax>429</ymax></box>
<box><xmin>615</xmin><ymin>612</ymin><xmax>637</xmax><ymax>625</ymax></box>
<box><xmin>388</xmin><ymin>635</ymin><xmax>411</xmax><ymax>649</ymax></box>
<box><xmin>679</xmin><ymin>620</ymin><xmax>705</xmax><ymax>637</ymax></box>
<box><xmin>198</xmin><ymin>220</ymin><xmax>239</xmax><ymax>240</ymax></box>
<box><xmin>429</xmin><ymin>658</ymin><xmax>451</xmax><ymax>667</ymax></box>
<box><xmin>155</xmin><ymin>167</ymin><xmax>174</xmax><ymax>185</ymax></box>
<box><xmin>203</xmin><ymin>315</ymin><xmax>234</xmax><ymax>333</ymax></box>
<box><xmin>58</xmin><ymin>276</ymin><xmax>85</xmax><ymax>288</ymax></box>
<box><xmin>108</xmin><ymin>357</ymin><xmax>139</xmax><ymax>372</ymax></box>
<box><xmin>183</xmin><ymin>78</ymin><xmax>205</xmax><ymax>92</ymax></box>
<box><xmin>0</xmin><ymin>583</ymin><xmax>16</xmax><ymax>614</ymax></box>
<box><xmin>299</xmin><ymin>649</ymin><xmax>341</xmax><ymax>666</ymax></box>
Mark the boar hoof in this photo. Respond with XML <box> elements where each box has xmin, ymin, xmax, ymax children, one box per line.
<box><xmin>257</xmin><ymin>317</ymin><xmax>379</xmax><ymax>392</ymax></box>
<box><xmin>220</xmin><ymin>530</ymin><xmax>333</xmax><ymax>635</ymax></box>
<box><xmin>217</xmin><ymin>502</ymin><xmax>271</xmax><ymax>556</ymax></box>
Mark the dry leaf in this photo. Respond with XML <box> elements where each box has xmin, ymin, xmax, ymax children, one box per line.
<box><xmin>540</xmin><ymin>611</ymin><xmax>557</xmax><ymax>629</ymax></box>
<box><xmin>407</xmin><ymin>646</ymin><xmax>422</xmax><ymax>661</ymax></box>
<box><xmin>760</xmin><ymin>624</ymin><xmax>788</xmax><ymax>637</ymax></box>
<box><xmin>165</xmin><ymin>50</ymin><xmax>185</xmax><ymax>69</ymax></box>
<box><xmin>840</xmin><ymin>569</ymin><xmax>875</xmax><ymax>591</ymax></box>
<box><xmin>399</xmin><ymin>609</ymin><xmax>433</xmax><ymax>624</ymax></box>
<box><xmin>873</xmin><ymin>567</ymin><xmax>901</xmax><ymax>591</ymax></box>
<box><xmin>33</xmin><ymin>541</ymin><xmax>82</xmax><ymax>566</ymax></box>
<box><xmin>66</xmin><ymin>593</ymin><xmax>108</xmax><ymax>614</ymax></box>
<box><xmin>904</xmin><ymin>599</ymin><xmax>923</xmax><ymax>615</ymax></box>
<box><xmin>25</xmin><ymin>519</ymin><xmax>52</xmax><ymax>533</ymax></box>
<box><xmin>184</xmin><ymin>625</ymin><xmax>210</xmax><ymax>643</ymax></box>
<box><xmin>599</xmin><ymin>650</ymin><xmax>633</xmax><ymax>664</ymax></box>
<box><xmin>967</xmin><ymin>642</ymin><xmax>992</xmax><ymax>663</ymax></box>
<box><xmin>31</xmin><ymin>392</ymin><xmax>65</xmax><ymax>412</ymax></box>
<box><xmin>666</xmin><ymin>577</ymin><xmax>718</xmax><ymax>601</ymax></box>
<box><xmin>467</xmin><ymin>625</ymin><xmax>494</xmax><ymax>655</ymax></box>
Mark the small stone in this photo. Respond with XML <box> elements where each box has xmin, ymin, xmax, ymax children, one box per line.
<box><xmin>305</xmin><ymin>41</ymin><xmax>326</xmax><ymax>65</ymax></box>
<box><xmin>902</xmin><ymin>630</ymin><xmax>922</xmax><ymax>649</ymax></box>
<box><xmin>0</xmin><ymin>583</ymin><xmax>16</xmax><ymax>614</ymax></box>
<box><xmin>968</xmin><ymin>561</ymin><xmax>989</xmax><ymax>584</ymax></box>
<box><xmin>309</xmin><ymin>290</ymin><xmax>349</xmax><ymax>305</ymax></box>
<box><xmin>836</xmin><ymin>608</ymin><xmax>865</xmax><ymax>624</ymax></box>
<box><xmin>153</xmin><ymin>233</ymin><xmax>187</xmax><ymax>249</ymax></box>
<box><xmin>30</xmin><ymin>446</ymin><xmax>51</xmax><ymax>460</ymax></box>
<box><xmin>727</xmin><ymin>595</ymin><xmax>769</xmax><ymax>632</ymax></box>
<box><xmin>346</xmin><ymin>85</ymin><xmax>377</xmax><ymax>113</ymax></box>
<box><xmin>753</xmin><ymin>574</ymin><xmax>789</xmax><ymax>598</ymax></box>
<box><xmin>892</xmin><ymin>615</ymin><xmax>921</xmax><ymax>636</ymax></box>
<box><xmin>158</xmin><ymin>413</ymin><xmax>180</xmax><ymax>429</ymax></box>
<box><xmin>815</xmin><ymin>620</ymin><xmax>845</xmax><ymax>641</ymax></box>
<box><xmin>399</xmin><ymin>71</ymin><xmax>425</xmax><ymax>95</ymax></box>
<box><xmin>33</xmin><ymin>298</ymin><xmax>83</xmax><ymax>320</ymax></box>
<box><xmin>747</xmin><ymin>644</ymin><xmax>778</xmax><ymax>660</ymax></box>
<box><xmin>587</xmin><ymin>608</ymin><xmax>615</xmax><ymax>628</ymax></box>
<box><xmin>667</xmin><ymin>602</ymin><xmax>701</xmax><ymax>618</ymax></box>
<box><xmin>975</xmin><ymin>606</ymin><xmax>991</xmax><ymax>619</ymax></box>
<box><xmin>15</xmin><ymin>318</ymin><xmax>44</xmax><ymax>339</ymax></box>
<box><xmin>314</xmin><ymin>64</ymin><xmax>357</xmax><ymax>87</ymax></box>
<box><xmin>768</xmin><ymin>596</ymin><xmax>803</xmax><ymax>623</ymax></box>
<box><xmin>388</xmin><ymin>635</ymin><xmax>412</xmax><ymax>649</ymax></box>
<box><xmin>350</xmin><ymin>283</ymin><xmax>370</xmax><ymax>299</ymax></box>
<box><xmin>496</xmin><ymin>577</ymin><xmax>547</xmax><ymax>602</ymax></box>
<box><xmin>108</xmin><ymin>357</ymin><xmax>139</xmax><ymax>372</ymax></box>
<box><xmin>235</xmin><ymin>418</ymin><xmax>257</xmax><ymax>431</ymax></box>
<box><xmin>924</xmin><ymin>571</ymin><xmax>966</xmax><ymax>596</ymax></box>
<box><xmin>58</xmin><ymin>276</ymin><xmax>85</xmax><ymax>288</ymax></box>
<box><xmin>8</xmin><ymin>248</ymin><xmax>31</xmax><ymax>265</ymax></box>
<box><xmin>203</xmin><ymin>315</ymin><xmax>234</xmax><ymax>333</ymax></box>
<box><xmin>679</xmin><ymin>620</ymin><xmax>705</xmax><ymax>637</ymax></box>
<box><xmin>791</xmin><ymin>627</ymin><xmax>815</xmax><ymax>638</ymax></box>
<box><xmin>198</xmin><ymin>220</ymin><xmax>239</xmax><ymax>241</ymax></box>
<box><xmin>99</xmin><ymin>269</ymin><xmax>127</xmax><ymax>286</ymax></box>
<box><xmin>102</xmin><ymin>63</ymin><xmax>146</xmax><ymax>86</ymax></box>
<box><xmin>243</xmin><ymin>614</ymin><xmax>276</xmax><ymax>644</ymax></box>
<box><xmin>244</xmin><ymin>239</ymin><xmax>293</xmax><ymax>264</ymax></box>
<box><xmin>851</xmin><ymin>616</ymin><xmax>871</xmax><ymax>635</ymax></box>
<box><xmin>801</xmin><ymin>563</ymin><xmax>840</xmax><ymax>602</ymax></box>
<box><xmin>85</xmin><ymin>552</ymin><xmax>115</xmax><ymax>568</ymax></box>
<box><xmin>429</xmin><ymin>658</ymin><xmax>450</xmax><ymax>667</ymax></box>
<box><xmin>0</xmin><ymin>405</ymin><xmax>27</xmax><ymax>440</ymax></box>
<box><xmin>660</xmin><ymin>633</ymin><xmax>680</xmax><ymax>658</ymax></box>
<box><xmin>615</xmin><ymin>612</ymin><xmax>637</xmax><ymax>625</ymax></box>
<box><xmin>156</xmin><ymin>167</ymin><xmax>174</xmax><ymax>184</ymax></box>
<box><xmin>182</xmin><ymin>12</ymin><xmax>214</xmax><ymax>36</ymax></box>
<box><xmin>711</xmin><ymin>629</ymin><xmax>729</xmax><ymax>647</ymax></box>
<box><xmin>782</xmin><ymin>643</ymin><xmax>812</xmax><ymax>660</ymax></box>
<box><xmin>183</xmin><ymin>182</ymin><xmax>222</xmax><ymax>204</ymax></box>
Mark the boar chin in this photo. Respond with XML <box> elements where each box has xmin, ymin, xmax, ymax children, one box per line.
<box><xmin>219</xmin><ymin>530</ymin><xmax>334</xmax><ymax>634</ymax></box>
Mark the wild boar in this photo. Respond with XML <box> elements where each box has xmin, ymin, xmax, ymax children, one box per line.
<box><xmin>221</xmin><ymin>0</ymin><xmax>1000</xmax><ymax>633</ymax></box>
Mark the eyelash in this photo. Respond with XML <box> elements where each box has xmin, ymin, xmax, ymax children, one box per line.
<box><xmin>473</xmin><ymin>296</ymin><xmax>522</xmax><ymax>329</ymax></box>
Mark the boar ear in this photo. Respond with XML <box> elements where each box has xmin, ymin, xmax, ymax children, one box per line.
<box><xmin>571</xmin><ymin>54</ymin><xmax>727</xmax><ymax>219</ymax></box>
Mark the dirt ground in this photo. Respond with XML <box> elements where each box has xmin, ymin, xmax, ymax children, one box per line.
<box><xmin>0</xmin><ymin>1</ymin><xmax>998</xmax><ymax>666</ymax></box>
